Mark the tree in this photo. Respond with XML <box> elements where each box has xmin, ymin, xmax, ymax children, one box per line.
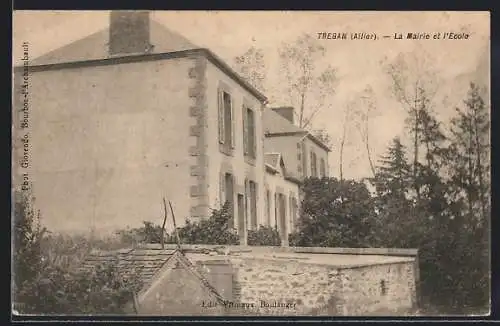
<box><xmin>278</xmin><ymin>34</ymin><xmax>337</xmax><ymax>129</ymax></box>
<box><xmin>447</xmin><ymin>83</ymin><xmax>490</xmax><ymax>226</ymax></box>
<box><xmin>291</xmin><ymin>177</ymin><xmax>376</xmax><ymax>247</ymax></box>
<box><xmin>353</xmin><ymin>85</ymin><xmax>380</xmax><ymax>177</ymax></box>
<box><xmin>233</xmin><ymin>46</ymin><xmax>267</xmax><ymax>94</ymax></box>
<box><xmin>369</xmin><ymin>137</ymin><xmax>419</xmax><ymax>248</ymax></box>
<box><xmin>384</xmin><ymin>50</ymin><xmax>441</xmax><ymax>199</ymax></box>
<box><xmin>13</xmin><ymin>190</ymin><xmax>143</xmax><ymax>314</ymax></box>
<box><xmin>372</xmin><ymin>137</ymin><xmax>412</xmax><ymax>199</ymax></box>
<box><xmin>441</xmin><ymin>83</ymin><xmax>490</xmax><ymax>309</ymax></box>
<box><xmin>13</xmin><ymin>189</ymin><xmax>46</xmax><ymax>301</ymax></box>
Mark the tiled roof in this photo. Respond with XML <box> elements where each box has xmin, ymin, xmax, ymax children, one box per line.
<box><xmin>80</xmin><ymin>247</ymin><xmax>225</xmax><ymax>302</ymax></box>
<box><xmin>263</xmin><ymin>109</ymin><xmax>307</xmax><ymax>136</ymax></box>
<box><xmin>80</xmin><ymin>248</ymin><xmax>177</xmax><ymax>285</ymax></box>
<box><xmin>30</xmin><ymin>20</ymin><xmax>199</xmax><ymax>66</ymax></box>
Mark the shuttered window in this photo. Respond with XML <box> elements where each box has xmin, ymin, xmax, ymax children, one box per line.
<box><xmin>310</xmin><ymin>151</ymin><xmax>318</xmax><ymax>177</ymax></box>
<box><xmin>249</xmin><ymin>181</ymin><xmax>258</xmax><ymax>230</ymax></box>
<box><xmin>219</xmin><ymin>90</ymin><xmax>234</xmax><ymax>149</ymax></box>
<box><xmin>218</xmin><ymin>91</ymin><xmax>225</xmax><ymax>144</ymax></box>
<box><xmin>243</xmin><ymin>107</ymin><xmax>256</xmax><ymax>159</ymax></box>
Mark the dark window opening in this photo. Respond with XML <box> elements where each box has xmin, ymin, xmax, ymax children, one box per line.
<box><xmin>380</xmin><ymin>280</ymin><xmax>387</xmax><ymax>296</ymax></box>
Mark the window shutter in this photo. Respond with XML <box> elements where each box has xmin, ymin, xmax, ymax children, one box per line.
<box><xmin>218</xmin><ymin>90</ymin><xmax>225</xmax><ymax>144</ymax></box>
<box><xmin>243</xmin><ymin>107</ymin><xmax>248</xmax><ymax>155</ymax></box>
<box><xmin>230</xmin><ymin>97</ymin><xmax>235</xmax><ymax>148</ymax></box>
<box><xmin>219</xmin><ymin>172</ymin><xmax>226</xmax><ymax>208</ymax></box>
<box><xmin>251</xmin><ymin>111</ymin><xmax>257</xmax><ymax>158</ymax></box>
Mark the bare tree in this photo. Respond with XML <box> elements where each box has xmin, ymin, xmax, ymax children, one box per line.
<box><xmin>233</xmin><ymin>45</ymin><xmax>267</xmax><ymax>94</ymax></box>
<box><xmin>352</xmin><ymin>85</ymin><xmax>380</xmax><ymax>178</ymax></box>
<box><xmin>338</xmin><ymin>101</ymin><xmax>357</xmax><ymax>188</ymax></box>
<box><xmin>278</xmin><ymin>34</ymin><xmax>337</xmax><ymax>129</ymax></box>
<box><xmin>384</xmin><ymin>49</ymin><xmax>440</xmax><ymax>198</ymax></box>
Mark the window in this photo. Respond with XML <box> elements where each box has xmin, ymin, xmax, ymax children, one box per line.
<box><xmin>243</xmin><ymin>107</ymin><xmax>256</xmax><ymax>159</ymax></box>
<box><xmin>289</xmin><ymin>196</ymin><xmax>298</xmax><ymax>231</ymax></box>
<box><xmin>218</xmin><ymin>90</ymin><xmax>235</xmax><ymax>150</ymax></box>
<box><xmin>266</xmin><ymin>189</ymin><xmax>271</xmax><ymax>226</ymax></box>
<box><xmin>220</xmin><ymin>172</ymin><xmax>235</xmax><ymax>228</ymax></box>
<box><xmin>380</xmin><ymin>280</ymin><xmax>387</xmax><ymax>296</ymax></box>
<box><xmin>296</xmin><ymin>143</ymin><xmax>302</xmax><ymax>176</ymax></box>
<box><xmin>310</xmin><ymin>151</ymin><xmax>318</xmax><ymax>177</ymax></box>
<box><xmin>248</xmin><ymin>181</ymin><xmax>258</xmax><ymax>230</ymax></box>
<box><xmin>301</xmin><ymin>142</ymin><xmax>307</xmax><ymax>178</ymax></box>
<box><xmin>320</xmin><ymin>158</ymin><xmax>326</xmax><ymax>178</ymax></box>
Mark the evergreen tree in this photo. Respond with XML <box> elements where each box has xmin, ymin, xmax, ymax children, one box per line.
<box><xmin>293</xmin><ymin>177</ymin><xmax>376</xmax><ymax>247</ymax></box>
<box><xmin>370</xmin><ymin>137</ymin><xmax>418</xmax><ymax>248</ymax></box>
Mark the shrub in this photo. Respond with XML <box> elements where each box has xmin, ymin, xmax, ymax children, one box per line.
<box><xmin>12</xmin><ymin>190</ymin><xmax>143</xmax><ymax>315</ymax></box>
<box><xmin>115</xmin><ymin>203</ymin><xmax>239</xmax><ymax>246</ymax></box>
<box><xmin>247</xmin><ymin>226</ymin><xmax>281</xmax><ymax>246</ymax></box>
<box><xmin>116</xmin><ymin>221</ymin><xmax>172</xmax><ymax>245</ymax></box>
<box><xmin>177</xmin><ymin>203</ymin><xmax>239</xmax><ymax>245</ymax></box>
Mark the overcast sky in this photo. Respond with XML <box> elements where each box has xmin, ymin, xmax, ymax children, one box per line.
<box><xmin>12</xmin><ymin>11</ymin><xmax>490</xmax><ymax>179</ymax></box>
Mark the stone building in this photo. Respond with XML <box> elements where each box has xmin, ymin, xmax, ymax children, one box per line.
<box><xmin>81</xmin><ymin>244</ymin><xmax>419</xmax><ymax>316</ymax></box>
<box><xmin>12</xmin><ymin>11</ymin><xmax>330</xmax><ymax>241</ymax></box>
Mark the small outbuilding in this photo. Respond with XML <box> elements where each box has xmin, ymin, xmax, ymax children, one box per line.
<box><xmin>82</xmin><ymin>245</ymin><xmax>419</xmax><ymax>316</ymax></box>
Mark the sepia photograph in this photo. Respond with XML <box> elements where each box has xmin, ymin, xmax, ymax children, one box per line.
<box><xmin>12</xmin><ymin>10</ymin><xmax>490</xmax><ymax>317</ymax></box>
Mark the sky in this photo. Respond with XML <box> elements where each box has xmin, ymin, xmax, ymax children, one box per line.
<box><xmin>12</xmin><ymin>11</ymin><xmax>490</xmax><ymax>179</ymax></box>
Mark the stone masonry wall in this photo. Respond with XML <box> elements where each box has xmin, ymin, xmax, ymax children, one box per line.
<box><xmin>340</xmin><ymin>261</ymin><xmax>416</xmax><ymax>316</ymax></box>
<box><xmin>230</xmin><ymin>258</ymin><xmax>344</xmax><ymax>316</ymax></box>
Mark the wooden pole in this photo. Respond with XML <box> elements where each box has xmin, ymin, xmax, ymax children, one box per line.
<box><xmin>161</xmin><ymin>197</ymin><xmax>168</xmax><ymax>250</ymax></box>
<box><xmin>168</xmin><ymin>200</ymin><xmax>182</xmax><ymax>249</ymax></box>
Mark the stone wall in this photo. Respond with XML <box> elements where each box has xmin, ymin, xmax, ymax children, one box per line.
<box><xmin>230</xmin><ymin>257</ymin><xmax>344</xmax><ymax>315</ymax></box>
<box><xmin>340</xmin><ymin>261</ymin><xmax>416</xmax><ymax>316</ymax></box>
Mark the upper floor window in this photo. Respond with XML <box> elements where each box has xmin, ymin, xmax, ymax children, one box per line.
<box><xmin>218</xmin><ymin>89</ymin><xmax>235</xmax><ymax>151</ymax></box>
<box><xmin>310</xmin><ymin>151</ymin><xmax>318</xmax><ymax>177</ymax></box>
<box><xmin>243</xmin><ymin>107</ymin><xmax>256</xmax><ymax>159</ymax></box>
<box><xmin>320</xmin><ymin>158</ymin><xmax>326</xmax><ymax>178</ymax></box>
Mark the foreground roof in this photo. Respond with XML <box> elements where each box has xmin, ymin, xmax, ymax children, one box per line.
<box><xmin>80</xmin><ymin>247</ymin><xmax>225</xmax><ymax>301</ymax></box>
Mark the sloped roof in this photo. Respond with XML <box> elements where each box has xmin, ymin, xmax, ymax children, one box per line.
<box><xmin>80</xmin><ymin>247</ymin><xmax>225</xmax><ymax>302</ymax></box>
<box><xmin>264</xmin><ymin>153</ymin><xmax>281</xmax><ymax>169</ymax></box>
<box><xmin>81</xmin><ymin>247</ymin><xmax>177</xmax><ymax>285</ymax></box>
<box><xmin>30</xmin><ymin>20</ymin><xmax>199</xmax><ymax>66</ymax></box>
<box><xmin>263</xmin><ymin>109</ymin><xmax>307</xmax><ymax>136</ymax></box>
<box><xmin>263</xmin><ymin>109</ymin><xmax>331</xmax><ymax>152</ymax></box>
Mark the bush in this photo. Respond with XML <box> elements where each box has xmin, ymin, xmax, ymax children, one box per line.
<box><xmin>116</xmin><ymin>221</ymin><xmax>173</xmax><ymax>246</ymax></box>
<box><xmin>117</xmin><ymin>202</ymin><xmax>239</xmax><ymax>246</ymax></box>
<box><xmin>247</xmin><ymin>226</ymin><xmax>281</xmax><ymax>246</ymax></box>
<box><xmin>178</xmin><ymin>203</ymin><xmax>239</xmax><ymax>245</ymax></box>
<box><xmin>12</xmin><ymin>190</ymin><xmax>143</xmax><ymax>315</ymax></box>
<box><xmin>288</xmin><ymin>232</ymin><xmax>302</xmax><ymax>247</ymax></box>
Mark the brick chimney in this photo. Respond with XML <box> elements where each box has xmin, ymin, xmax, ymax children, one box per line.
<box><xmin>271</xmin><ymin>107</ymin><xmax>295</xmax><ymax>124</ymax></box>
<box><xmin>109</xmin><ymin>10</ymin><xmax>152</xmax><ymax>56</ymax></box>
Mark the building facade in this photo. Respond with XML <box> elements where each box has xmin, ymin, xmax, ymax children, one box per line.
<box><xmin>12</xmin><ymin>11</ymin><xmax>329</xmax><ymax>242</ymax></box>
